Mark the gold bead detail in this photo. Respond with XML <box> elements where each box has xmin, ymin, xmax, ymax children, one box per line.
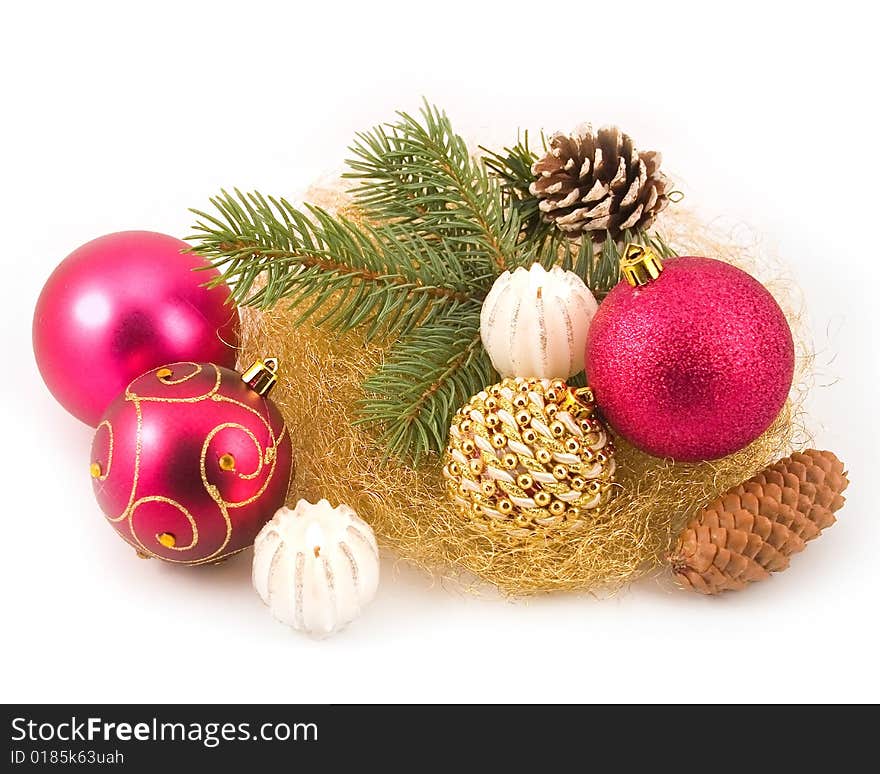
<box><xmin>156</xmin><ymin>367</ymin><xmax>173</xmax><ymax>382</ymax></box>
<box><xmin>460</xmin><ymin>419</ymin><xmax>472</xmax><ymax>433</ymax></box>
<box><xmin>89</xmin><ymin>462</ymin><xmax>102</xmax><ymax>479</ymax></box>
<box><xmin>545</xmin><ymin>403</ymin><xmax>558</xmax><ymax>417</ymax></box>
<box><xmin>501</xmin><ymin>452</ymin><xmax>518</xmax><ymax>468</ymax></box>
<box><xmin>589</xmin><ymin>480</ymin><xmax>602</xmax><ymax>494</ymax></box>
<box><xmin>469</xmin><ymin>458</ymin><xmax>484</xmax><ymax>475</ymax></box>
<box><xmin>462</xmin><ymin>440</ymin><xmax>475</xmax><ymax>455</ymax></box>
<box><xmin>497</xmin><ymin>498</ymin><xmax>513</xmax><ymax>514</ymax></box>
<box><xmin>571</xmin><ymin>476</ymin><xmax>586</xmax><ymax>491</ymax></box>
<box><xmin>513</xmin><ymin>394</ymin><xmax>528</xmax><ymax>408</ymax></box>
<box><xmin>485</xmin><ymin>396</ymin><xmax>498</xmax><ymax>410</ymax></box>
<box><xmin>481</xmin><ymin>480</ymin><xmax>497</xmax><ymax>496</ymax></box>
<box><xmin>597</xmin><ymin>452</ymin><xmax>609</xmax><ymax>465</ymax></box>
<box><xmin>545</xmin><ymin>388</ymin><xmax>559</xmax><ymax>402</ymax></box>
<box><xmin>552</xmin><ymin>464</ymin><xmax>568</xmax><ymax>480</ymax></box>
<box><xmin>516</xmin><ymin>473</ymin><xmax>533</xmax><ymax>490</ymax></box>
<box><xmin>550</xmin><ymin>420</ymin><xmax>566</xmax><ymax>437</ymax></box>
<box><xmin>515</xmin><ymin>410</ymin><xmax>531</xmax><ymax>426</ymax></box>
<box><xmin>157</xmin><ymin>532</ymin><xmax>176</xmax><ymax>548</ymax></box>
<box><xmin>491</xmin><ymin>433</ymin><xmax>507</xmax><ymax>449</ymax></box>
<box><xmin>550</xmin><ymin>379</ymin><xmax>566</xmax><ymax>394</ymax></box>
<box><xmin>486</xmin><ymin>413</ymin><xmax>500</xmax><ymax>428</ymax></box>
<box><xmin>565</xmin><ymin>438</ymin><xmax>580</xmax><ymax>453</ymax></box>
<box><xmin>523</xmin><ymin>429</ymin><xmax>537</xmax><ymax>444</ymax></box>
<box><xmin>448</xmin><ymin>461</ymin><xmax>461</xmax><ymax>476</ymax></box>
<box><xmin>549</xmin><ymin>500</ymin><xmax>565</xmax><ymax>516</ymax></box>
<box><xmin>218</xmin><ymin>453</ymin><xmax>236</xmax><ymax>471</ymax></box>
<box><xmin>536</xmin><ymin>448</ymin><xmax>552</xmax><ymax>465</ymax></box>
<box><xmin>534</xmin><ymin>491</ymin><xmax>551</xmax><ymax>507</ymax></box>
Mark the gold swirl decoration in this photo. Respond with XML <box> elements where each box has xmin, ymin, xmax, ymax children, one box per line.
<box><xmin>90</xmin><ymin>420</ymin><xmax>114</xmax><ymax>481</ymax></box>
<box><xmin>91</xmin><ymin>362</ymin><xmax>289</xmax><ymax>565</ymax></box>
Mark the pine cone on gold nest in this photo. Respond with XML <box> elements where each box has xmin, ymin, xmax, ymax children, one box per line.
<box><xmin>670</xmin><ymin>450</ymin><xmax>849</xmax><ymax>595</ymax></box>
<box><xmin>530</xmin><ymin>125</ymin><xmax>670</xmax><ymax>239</ymax></box>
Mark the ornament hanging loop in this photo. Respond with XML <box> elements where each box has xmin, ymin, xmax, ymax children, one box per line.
<box><xmin>241</xmin><ymin>357</ymin><xmax>279</xmax><ymax>396</ymax></box>
<box><xmin>621</xmin><ymin>243</ymin><xmax>664</xmax><ymax>287</ymax></box>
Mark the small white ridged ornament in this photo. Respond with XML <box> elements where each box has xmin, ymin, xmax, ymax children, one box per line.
<box><xmin>480</xmin><ymin>263</ymin><xmax>598</xmax><ymax>379</ymax></box>
<box><xmin>252</xmin><ymin>499</ymin><xmax>380</xmax><ymax>638</ymax></box>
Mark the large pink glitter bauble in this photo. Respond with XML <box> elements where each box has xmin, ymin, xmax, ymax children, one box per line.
<box><xmin>33</xmin><ymin>231</ymin><xmax>239</xmax><ymax>426</ymax></box>
<box><xmin>90</xmin><ymin>362</ymin><xmax>293</xmax><ymax>564</ymax></box>
<box><xmin>585</xmin><ymin>256</ymin><xmax>794</xmax><ymax>461</ymax></box>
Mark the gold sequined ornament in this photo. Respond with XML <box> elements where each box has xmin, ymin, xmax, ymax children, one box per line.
<box><xmin>444</xmin><ymin>378</ymin><xmax>616</xmax><ymax>537</ymax></box>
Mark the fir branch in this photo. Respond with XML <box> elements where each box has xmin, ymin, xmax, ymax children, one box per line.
<box><xmin>188</xmin><ymin>189</ymin><xmax>491</xmax><ymax>340</ymax></box>
<box><xmin>481</xmin><ymin>130</ymin><xmax>543</xmax><ymax>193</ymax></box>
<box><xmin>642</xmin><ymin>231</ymin><xmax>678</xmax><ymax>260</ymax></box>
<box><xmin>356</xmin><ymin>309</ymin><xmax>496</xmax><ymax>463</ymax></box>
<box><xmin>481</xmin><ymin>131</ymin><xmax>549</xmax><ymax>241</ymax></box>
<box><xmin>345</xmin><ymin>101</ymin><xmax>519</xmax><ymax>272</ymax></box>
<box><xmin>523</xmin><ymin>229</ymin><xmax>677</xmax><ymax>300</ymax></box>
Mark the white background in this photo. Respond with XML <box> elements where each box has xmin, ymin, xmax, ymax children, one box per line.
<box><xmin>1</xmin><ymin>1</ymin><xmax>878</xmax><ymax>703</ymax></box>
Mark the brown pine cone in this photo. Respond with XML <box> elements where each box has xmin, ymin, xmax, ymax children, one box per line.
<box><xmin>670</xmin><ymin>449</ymin><xmax>849</xmax><ymax>595</ymax></box>
<box><xmin>530</xmin><ymin>125</ymin><xmax>670</xmax><ymax>239</ymax></box>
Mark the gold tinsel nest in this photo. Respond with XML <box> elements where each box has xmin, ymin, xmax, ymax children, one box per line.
<box><xmin>238</xmin><ymin>187</ymin><xmax>812</xmax><ymax>595</ymax></box>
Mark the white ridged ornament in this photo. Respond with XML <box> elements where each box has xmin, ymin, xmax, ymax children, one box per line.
<box><xmin>252</xmin><ymin>499</ymin><xmax>380</xmax><ymax>638</ymax></box>
<box><xmin>480</xmin><ymin>263</ymin><xmax>599</xmax><ymax>379</ymax></box>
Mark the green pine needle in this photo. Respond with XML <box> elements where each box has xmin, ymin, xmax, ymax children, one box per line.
<box><xmin>345</xmin><ymin>100</ymin><xmax>520</xmax><ymax>273</ymax></box>
<box><xmin>523</xmin><ymin>229</ymin><xmax>674</xmax><ymax>300</ymax></box>
<box><xmin>356</xmin><ymin>309</ymin><xmax>495</xmax><ymax>464</ymax></box>
<box><xmin>481</xmin><ymin>130</ymin><xmax>549</xmax><ymax>241</ymax></box>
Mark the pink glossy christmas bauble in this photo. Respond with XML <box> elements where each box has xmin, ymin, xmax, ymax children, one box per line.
<box><xmin>585</xmin><ymin>256</ymin><xmax>794</xmax><ymax>461</ymax></box>
<box><xmin>33</xmin><ymin>231</ymin><xmax>239</xmax><ymax>426</ymax></box>
<box><xmin>90</xmin><ymin>361</ymin><xmax>293</xmax><ymax>564</ymax></box>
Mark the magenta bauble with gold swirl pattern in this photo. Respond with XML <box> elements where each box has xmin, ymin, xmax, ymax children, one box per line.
<box><xmin>89</xmin><ymin>360</ymin><xmax>293</xmax><ymax>565</ymax></box>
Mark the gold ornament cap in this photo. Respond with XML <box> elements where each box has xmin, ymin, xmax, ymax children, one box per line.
<box><xmin>620</xmin><ymin>243</ymin><xmax>664</xmax><ymax>287</ymax></box>
<box><xmin>559</xmin><ymin>386</ymin><xmax>596</xmax><ymax>419</ymax></box>
<box><xmin>241</xmin><ymin>357</ymin><xmax>279</xmax><ymax>396</ymax></box>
